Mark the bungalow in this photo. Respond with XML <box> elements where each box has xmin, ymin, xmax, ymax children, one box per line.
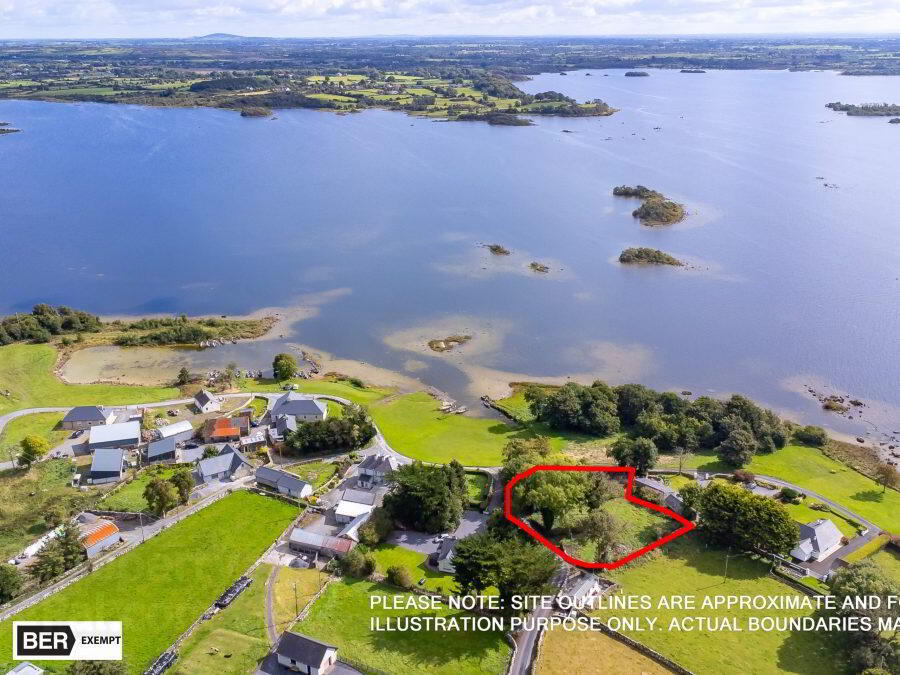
<box><xmin>156</xmin><ymin>420</ymin><xmax>194</xmax><ymax>443</ymax></box>
<box><xmin>194</xmin><ymin>390</ymin><xmax>221</xmax><ymax>414</ymax></box>
<box><xmin>357</xmin><ymin>453</ymin><xmax>398</xmax><ymax>488</ymax></box>
<box><xmin>202</xmin><ymin>417</ymin><xmax>241</xmax><ymax>443</ymax></box>
<box><xmin>196</xmin><ymin>445</ymin><xmax>250</xmax><ymax>483</ymax></box>
<box><xmin>334</xmin><ymin>488</ymin><xmax>376</xmax><ymax>524</ymax></box>
<box><xmin>77</xmin><ymin>517</ymin><xmax>121</xmax><ymax>558</ymax></box>
<box><xmin>275</xmin><ymin>631</ymin><xmax>338</xmax><ymax>675</ymax></box>
<box><xmin>89</xmin><ymin>448</ymin><xmax>125</xmax><ymax>485</ymax></box>
<box><xmin>270</xmin><ymin>392</ymin><xmax>327</xmax><ymax>422</ymax></box>
<box><xmin>791</xmin><ymin>519</ymin><xmax>844</xmax><ymax>562</ymax></box>
<box><xmin>288</xmin><ymin>527</ymin><xmax>354</xmax><ymax>558</ymax></box>
<box><xmin>556</xmin><ymin>574</ymin><xmax>602</xmax><ymax>610</ymax></box>
<box><xmin>88</xmin><ymin>421</ymin><xmax>140</xmax><ymax>450</ymax></box>
<box><xmin>61</xmin><ymin>405</ymin><xmax>115</xmax><ymax>431</ymax></box>
<box><xmin>434</xmin><ymin>537</ymin><xmax>457</xmax><ymax>574</ymax></box>
<box><xmin>255</xmin><ymin>465</ymin><xmax>313</xmax><ymax>499</ymax></box>
<box><xmin>146</xmin><ymin>436</ymin><xmax>176</xmax><ymax>463</ymax></box>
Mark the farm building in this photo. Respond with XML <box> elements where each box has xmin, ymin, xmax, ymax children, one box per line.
<box><xmin>146</xmin><ymin>436</ymin><xmax>177</xmax><ymax>463</ymax></box>
<box><xmin>194</xmin><ymin>390</ymin><xmax>221</xmax><ymax>414</ymax></box>
<box><xmin>196</xmin><ymin>444</ymin><xmax>250</xmax><ymax>483</ymax></box>
<box><xmin>255</xmin><ymin>466</ymin><xmax>313</xmax><ymax>498</ymax></box>
<box><xmin>61</xmin><ymin>405</ymin><xmax>115</xmax><ymax>431</ymax></box>
<box><xmin>288</xmin><ymin>528</ymin><xmax>353</xmax><ymax>558</ymax></box>
<box><xmin>270</xmin><ymin>392</ymin><xmax>327</xmax><ymax>422</ymax></box>
<box><xmin>357</xmin><ymin>453</ymin><xmax>398</xmax><ymax>487</ymax></box>
<box><xmin>89</xmin><ymin>448</ymin><xmax>125</xmax><ymax>485</ymax></box>
<box><xmin>202</xmin><ymin>417</ymin><xmax>241</xmax><ymax>443</ymax></box>
<box><xmin>180</xmin><ymin>445</ymin><xmax>206</xmax><ymax>464</ymax></box>
<box><xmin>157</xmin><ymin>419</ymin><xmax>194</xmax><ymax>443</ymax></box>
<box><xmin>77</xmin><ymin>516</ymin><xmax>121</xmax><ymax>558</ymax></box>
<box><xmin>275</xmin><ymin>631</ymin><xmax>338</xmax><ymax>675</ymax></box>
<box><xmin>334</xmin><ymin>488</ymin><xmax>376</xmax><ymax>524</ymax></box>
<box><xmin>88</xmin><ymin>421</ymin><xmax>140</xmax><ymax>450</ymax></box>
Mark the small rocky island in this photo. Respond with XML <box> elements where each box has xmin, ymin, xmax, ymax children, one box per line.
<box><xmin>0</xmin><ymin>122</ymin><xmax>20</xmax><ymax>135</ymax></box>
<box><xmin>890</xmin><ymin>118</ymin><xmax>900</xmax><ymax>124</ymax></box>
<box><xmin>427</xmin><ymin>335</ymin><xmax>471</xmax><ymax>352</ymax></box>
<box><xmin>680</xmin><ymin>69</ymin><xmax>706</xmax><ymax>74</ymax></box>
<box><xmin>529</xmin><ymin>261</ymin><xmax>550</xmax><ymax>273</ymax></box>
<box><xmin>826</xmin><ymin>102</ymin><xmax>900</xmax><ymax>116</ymax></box>
<box><xmin>240</xmin><ymin>106</ymin><xmax>273</xmax><ymax>117</ymax></box>
<box><xmin>613</xmin><ymin>185</ymin><xmax>686</xmax><ymax>226</ymax></box>
<box><xmin>619</xmin><ymin>247</ymin><xmax>683</xmax><ymax>266</ymax></box>
<box><xmin>625</xmin><ymin>71</ymin><xmax>650</xmax><ymax>77</ymax></box>
<box><xmin>484</xmin><ymin>244</ymin><xmax>510</xmax><ymax>255</ymax></box>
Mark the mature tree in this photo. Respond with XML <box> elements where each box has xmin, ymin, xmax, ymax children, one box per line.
<box><xmin>384</xmin><ymin>462</ymin><xmax>465</xmax><ymax>533</ymax></box>
<box><xmin>494</xmin><ymin>538</ymin><xmax>558</xmax><ymax>613</ymax></box>
<box><xmin>286</xmin><ymin>404</ymin><xmax>376</xmax><ymax>454</ymax></box>
<box><xmin>30</xmin><ymin>541</ymin><xmax>66</xmax><ymax>582</ymax></box>
<box><xmin>358</xmin><ymin>507</ymin><xmax>394</xmax><ymax>546</ymax></box>
<box><xmin>176</xmin><ymin>366</ymin><xmax>191</xmax><ymax>386</ymax></box>
<box><xmin>386</xmin><ymin>565</ymin><xmax>413</xmax><ymax>588</ymax></box>
<box><xmin>170</xmin><ymin>469</ymin><xmax>194</xmax><ymax>504</ymax></box>
<box><xmin>874</xmin><ymin>463</ymin><xmax>899</xmax><ymax>493</ymax></box>
<box><xmin>452</xmin><ymin>532</ymin><xmax>502</xmax><ymax>594</ymax></box>
<box><xmin>678</xmin><ymin>482</ymin><xmax>703</xmax><ymax>520</ymax></box>
<box><xmin>513</xmin><ymin>464</ymin><xmax>589</xmax><ymax>532</ymax></box>
<box><xmin>57</xmin><ymin>522</ymin><xmax>86</xmax><ymax>570</ymax></box>
<box><xmin>67</xmin><ymin>660</ymin><xmax>128</xmax><ymax>675</ymax></box>
<box><xmin>272</xmin><ymin>352</ymin><xmax>297</xmax><ymax>381</ymax></box>
<box><xmin>18</xmin><ymin>434</ymin><xmax>50</xmax><ymax>467</ymax></box>
<box><xmin>697</xmin><ymin>482</ymin><xmax>798</xmax><ymax>555</ymax></box>
<box><xmin>144</xmin><ymin>478</ymin><xmax>179</xmax><ymax>516</ymax></box>
<box><xmin>793</xmin><ymin>425</ymin><xmax>828</xmax><ymax>447</ymax></box>
<box><xmin>202</xmin><ymin>445</ymin><xmax>219</xmax><ymax>459</ymax></box>
<box><xmin>613</xmin><ymin>384</ymin><xmax>658</xmax><ymax>425</ymax></box>
<box><xmin>341</xmin><ymin>548</ymin><xmax>376</xmax><ymax>578</ymax></box>
<box><xmin>609</xmin><ymin>437</ymin><xmax>658</xmax><ymax>476</ymax></box>
<box><xmin>580</xmin><ymin>509</ymin><xmax>621</xmax><ymax>563</ymax></box>
<box><xmin>0</xmin><ymin>563</ymin><xmax>23</xmax><ymax>603</ymax></box>
<box><xmin>716</xmin><ymin>429</ymin><xmax>757</xmax><ymax>467</ymax></box>
<box><xmin>585</xmin><ymin>473</ymin><xmax>618</xmax><ymax>508</ymax></box>
<box><xmin>675</xmin><ymin>446</ymin><xmax>692</xmax><ymax>474</ymax></box>
<box><xmin>830</xmin><ymin>561</ymin><xmax>900</xmax><ymax>673</ymax></box>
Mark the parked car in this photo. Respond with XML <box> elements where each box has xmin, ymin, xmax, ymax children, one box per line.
<box><xmin>70</xmin><ymin>430</ymin><xmax>83</xmax><ymax>439</ymax></box>
<box><xmin>184</xmin><ymin>442</ymin><xmax>199</xmax><ymax>449</ymax></box>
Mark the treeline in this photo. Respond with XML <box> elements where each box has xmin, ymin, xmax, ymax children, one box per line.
<box><xmin>382</xmin><ymin>460</ymin><xmax>468</xmax><ymax>533</ymax></box>
<box><xmin>284</xmin><ymin>404</ymin><xmax>376</xmax><ymax>454</ymax></box>
<box><xmin>190</xmin><ymin>76</ymin><xmax>266</xmax><ymax>92</ymax></box>
<box><xmin>525</xmin><ymin>381</ymin><xmax>824</xmax><ymax>469</ymax></box>
<box><xmin>113</xmin><ymin>315</ymin><xmax>266</xmax><ymax>346</ymax></box>
<box><xmin>0</xmin><ymin>304</ymin><xmax>102</xmax><ymax>345</ymax></box>
<box><xmin>826</xmin><ymin>102</ymin><xmax>900</xmax><ymax>116</ymax></box>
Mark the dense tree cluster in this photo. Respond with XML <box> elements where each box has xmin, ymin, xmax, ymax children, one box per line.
<box><xmin>618</xmin><ymin>247</ymin><xmax>683</xmax><ymax>266</ymax></box>
<box><xmin>358</xmin><ymin>506</ymin><xmax>394</xmax><ymax>546</ymax></box>
<box><xmin>691</xmin><ymin>482</ymin><xmax>798</xmax><ymax>554</ymax></box>
<box><xmin>0</xmin><ymin>304</ymin><xmax>101</xmax><ymax>345</ymax></box>
<box><xmin>30</xmin><ymin>522</ymin><xmax>85</xmax><ymax>583</ymax></box>
<box><xmin>383</xmin><ymin>460</ymin><xmax>467</xmax><ymax>533</ymax></box>
<box><xmin>0</xmin><ymin>563</ymin><xmax>23</xmax><ymax>603</ymax></box>
<box><xmin>285</xmin><ymin>404</ymin><xmax>376</xmax><ymax>454</ymax></box>
<box><xmin>526</xmin><ymin>381</ymin><xmax>791</xmax><ymax>469</ymax></box>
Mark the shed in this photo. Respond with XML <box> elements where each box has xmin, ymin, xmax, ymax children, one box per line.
<box><xmin>157</xmin><ymin>420</ymin><xmax>194</xmax><ymax>443</ymax></box>
<box><xmin>147</xmin><ymin>436</ymin><xmax>176</xmax><ymax>463</ymax></box>
<box><xmin>78</xmin><ymin>518</ymin><xmax>120</xmax><ymax>558</ymax></box>
<box><xmin>255</xmin><ymin>466</ymin><xmax>312</xmax><ymax>499</ymax></box>
<box><xmin>61</xmin><ymin>405</ymin><xmax>114</xmax><ymax>431</ymax></box>
<box><xmin>89</xmin><ymin>448</ymin><xmax>125</xmax><ymax>485</ymax></box>
<box><xmin>8</xmin><ymin>663</ymin><xmax>45</xmax><ymax>675</ymax></box>
<box><xmin>88</xmin><ymin>421</ymin><xmax>140</xmax><ymax>450</ymax></box>
<box><xmin>275</xmin><ymin>631</ymin><xmax>338</xmax><ymax>675</ymax></box>
<box><xmin>288</xmin><ymin>528</ymin><xmax>353</xmax><ymax>558</ymax></box>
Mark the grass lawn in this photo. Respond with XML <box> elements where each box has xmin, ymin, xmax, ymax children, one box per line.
<box><xmin>569</xmin><ymin>495</ymin><xmax>674</xmax><ymax>562</ymax></box>
<box><xmin>249</xmin><ymin>396</ymin><xmax>268</xmax><ymax>418</ymax></box>
<box><xmin>274</xmin><ymin>567</ymin><xmax>323</xmax><ymax>631</ymax></box>
<box><xmin>0</xmin><ymin>343</ymin><xmax>178</xmax><ymax>416</ymax></box>
<box><xmin>238</xmin><ymin>377</ymin><xmax>390</xmax><ymax>406</ymax></box>
<box><xmin>0</xmin><ymin>491</ymin><xmax>297</xmax><ymax>673</ymax></box>
<box><xmin>537</xmin><ymin>629</ymin><xmax>669</xmax><ymax>675</ymax></box>
<box><xmin>295</xmin><ymin>578</ymin><xmax>509</xmax><ymax>674</ymax></box>
<box><xmin>285</xmin><ymin>460</ymin><xmax>338</xmax><ymax>490</ymax></box>
<box><xmin>174</xmin><ymin>564</ymin><xmax>271</xmax><ymax>675</ymax></box>
<box><xmin>781</xmin><ymin>500</ymin><xmax>860</xmax><ymax>538</ymax></box>
<box><xmin>369</xmin><ymin>544</ymin><xmax>457</xmax><ymax>594</ymax></box>
<box><xmin>593</xmin><ymin>534</ymin><xmax>845</xmax><ymax>675</ymax></box>
<box><xmin>465</xmin><ymin>471</ymin><xmax>489</xmax><ymax>505</ymax></box>
<box><xmin>666</xmin><ymin>444</ymin><xmax>900</xmax><ymax>532</ymax></box>
<box><xmin>872</xmin><ymin>548</ymin><xmax>900</xmax><ymax>585</ymax></box>
<box><xmin>326</xmin><ymin>400</ymin><xmax>343</xmax><ymax>418</ymax></box>
<box><xmin>0</xmin><ymin>411</ymin><xmax>67</xmax><ymax>454</ymax></box>
<box><xmin>0</xmin><ymin>459</ymin><xmax>99</xmax><ymax>561</ymax></box>
<box><xmin>100</xmin><ymin>466</ymin><xmax>177</xmax><ymax>512</ymax></box>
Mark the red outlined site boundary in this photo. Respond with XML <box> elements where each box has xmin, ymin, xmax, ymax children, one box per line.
<box><xmin>504</xmin><ymin>465</ymin><xmax>696</xmax><ymax>569</ymax></box>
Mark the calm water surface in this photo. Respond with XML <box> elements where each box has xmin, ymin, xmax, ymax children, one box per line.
<box><xmin>1</xmin><ymin>69</ymin><xmax>899</xmax><ymax>436</ymax></box>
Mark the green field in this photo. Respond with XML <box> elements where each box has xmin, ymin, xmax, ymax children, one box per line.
<box><xmin>594</xmin><ymin>535</ymin><xmax>845</xmax><ymax>675</ymax></box>
<box><xmin>174</xmin><ymin>563</ymin><xmax>271</xmax><ymax>674</ymax></box>
<box><xmin>0</xmin><ymin>344</ymin><xmax>178</xmax><ymax>416</ymax></box>
<box><xmin>238</xmin><ymin>376</ymin><xmax>390</xmax><ymax>406</ymax></box>
<box><xmin>537</xmin><ymin>629</ymin><xmax>669</xmax><ymax>675</ymax></box>
<box><xmin>274</xmin><ymin>567</ymin><xmax>323</xmax><ymax>630</ymax></box>
<box><xmin>369</xmin><ymin>543</ymin><xmax>457</xmax><ymax>593</ymax></box>
<box><xmin>100</xmin><ymin>466</ymin><xmax>177</xmax><ymax>512</ymax></box>
<box><xmin>249</xmin><ymin>396</ymin><xmax>268</xmax><ymax>418</ymax></box>
<box><xmin>0</xmin><ymin>411</ymin><xmax>67</xmax><ymax>456</ymax></box>
<box><xmin>872</xmin><ymin>548</ymin><xmax>900</xmax><ymax>585</ymax></box>
<box><xmin>295</xmin><ymin>578</ymin><xmax>509</xmax><ymax>674</ymax></box>
<box><xmin>0</xmin><ymin>459</ymin><xmax>97</xmax><ymax>560</ymax></box>
<box><xmin>0</xmin><ymin>490</ymin><xmax>297</xmax><ymax>673</ymax></box>
<box><xmin>569</xmin><ymin>495</ymin><xmax>674</xmax><ymax>562</ymax></box>
<box><xmin>781</xmin><ymin>499</ymin><xmax>860</xmax><ymax>538</ymax></box>
<box><xmin>285</xmin><ymin>460</ymin><xmax>338</xmax><ymax>489</ymax></box>
<box><xmin>674</xmin><ymin>444</ymin><xmax>900</xmax><ymax>531</ymax></box>
<box><xmin>465</xmin><ymin>472</ymin><xmax>489</xmax><ymax>505</ymax></box>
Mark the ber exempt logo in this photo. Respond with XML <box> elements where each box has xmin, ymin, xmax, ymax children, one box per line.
<box><xmin>13</xmin><ymin>622</ymin><xmax>122</xmax><ymax>661</ymax></box>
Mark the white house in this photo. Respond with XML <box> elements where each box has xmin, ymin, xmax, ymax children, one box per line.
<box><xmin>194</xmin><ymin>390</ymin><xmax>221</xmax><ymax>414</ymax></box>
<box><xmin>275</xmin><ymin>631</ymin><xmax>338</xmax><ymax>674</ymax></box>
<box><xmin>270</xmin><ymin>392</ymin><xmax>327</xmax><ymax>422</ymax></box>
<box><xmin>791</xmin><ymin>519</ymin><xmax>844</xmax><ymax>562</ymax></box>
<box><xmin>435</xmin><ymin>537</ymin><xmax>457</xmax><ymax>574</ymax></box>
<box><xmin>357</xmin><ymin>453</ymin><xmax>398</xmax><ymax>488</ymax></box>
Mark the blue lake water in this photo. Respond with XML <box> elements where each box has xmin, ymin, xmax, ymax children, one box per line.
<box><xmin>1</xmin><ymin>68</ymin><xmax>899</xmax><ymax>437</ymax></box>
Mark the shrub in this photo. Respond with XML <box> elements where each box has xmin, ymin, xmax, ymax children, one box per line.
<box><xmin>733</xmin><ymin>469</ymin><xmax>756</xmax><ymax>483</ymax></box>
<box><xmin>779</xmin><ymin>487</ymin><xmax>799</xmax><ymax>501</ymax></box>
<box><xmin>386</xmin><ymin>565</ymin><xmax>413</xmax><ymax>588</ymax></box>
<box><xmin>794</xmin><ymin>425</ymin><xmax>829</xmax><ymax>447</ymax></box>
<box><xmin>341</xmin><ymin>548</ymin><xmax>375</xmax><ymax>577</ymax></box>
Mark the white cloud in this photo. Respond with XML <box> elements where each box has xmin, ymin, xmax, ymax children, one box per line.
<box><xmin>0</xmin><ymin>0</ymin><xmax>898</xmax><ymax>37</ymax></box>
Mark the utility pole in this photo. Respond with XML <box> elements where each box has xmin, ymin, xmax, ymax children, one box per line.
<box><xmin>293</xmin><ymin>582</ymin><xmax>298</xmax><ymax>617</ymax></box>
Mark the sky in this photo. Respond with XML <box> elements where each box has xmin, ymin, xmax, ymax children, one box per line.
<box><xmin>1</xmin><ymin>0</ymin><xmax>899</xmax><ymax>39</ymax></box>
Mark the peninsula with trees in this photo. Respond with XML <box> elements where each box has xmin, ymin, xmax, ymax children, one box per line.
<box><xmin>826</xmin><ymin>102</ymin><xmax>900</xmax><ymax>116</ymax></box>
<box><xmin>613</xmin><ymin>185</ymin><xmax>686</xmax><ymax>226</ymax></box>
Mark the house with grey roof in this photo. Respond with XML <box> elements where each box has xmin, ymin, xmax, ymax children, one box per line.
<box><xmin>791</xmin><ymin>519</ymin><xmax>844</xmax><ymax>562</ymax></box>
<box><xmin>61</xmin><ymin>405</ymin><xmax>114</xmax><ymax>431</ymax></box>
<box><xmin>88</xmin><ymin>421</ymin><xmax>141</xmax><ymax>450</ymax></box>
<box><xmin>194</xmin><ymin>389</ymin><xmax>221</xmax><ymax>414</ymax></box>
<box><xmin>255</xmin><ymin>465</ymin><xmax>313</xmax><ymax>499</ymax></box>
<box><xmin>434</xmin><ymin>537</ymin><xmax>457</xmax><ymax>574</ymax></box>
<box><xmin>180</xmin><ymin>445</ymin><xmax>206</xmax><ymax>464</ymax></box>
<box><xmin>146</xmin><ymin>436</ymin><xmax>176</xmax><ymax>463</ymax></box>
<box><xmin>270</xmin><ymin>392</ymin><xmax>327</xmax><ymax>422</ymax></box>
<box><xmin>288</xmin><ymin>527</ymin><xmax>353</xmax><ymax>558</ymax></box>
<box><xmin>156</xmin><ymin>420</ymin><xmax>194</xmax><ymax>443</ymax></box>
<box><xmin>357</xmin><ymin>453</ymin><xmax>398</xmax><ymax>487</ymax></box>
<box><xmin>275</xmin><ymin>631</ymin><xmax>338</xmax><ymax>675</ymax></box>
<box><xmin>334</xmin><ymin>488</ymin><xmax>377</xmax><ymax>524</ymax></box>
<box><xmin>89</xmin><ymin>448</ymin><xmax>125</xmax><ymax>485</ymax></box>
<box><xmin>195</xmin><ymin>444</ymin><xmax>250</xmax><ymax>483</ymax></box>
<box><xmin>556</xmin><ymin>574</ymin><xmax>602</xmax><ymax>609</ymax></box>
<box><xmin>267</xmin><ymin>414</ymin><xmax>298</xmax><ymax>447</ymax></box>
